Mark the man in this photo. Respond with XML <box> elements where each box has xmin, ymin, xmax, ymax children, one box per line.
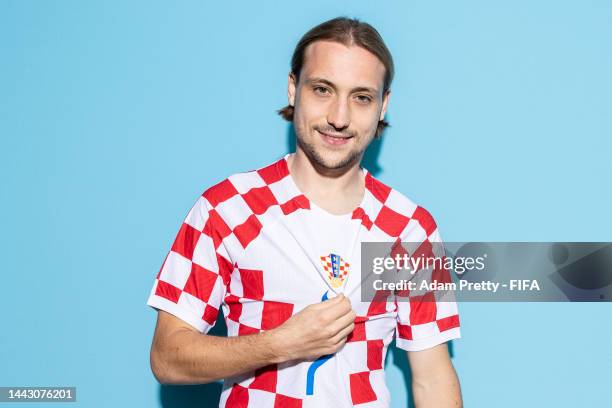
<box><xmin>147</xmin><ymin>17</ymin><xmax>462</xmax><ymax>407</ymax></box>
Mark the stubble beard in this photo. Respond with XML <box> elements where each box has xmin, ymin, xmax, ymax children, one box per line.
<box><xmin>295</xmin><ymin>130</ymin><xmax>364</xmax><ymax>174</ymax></box>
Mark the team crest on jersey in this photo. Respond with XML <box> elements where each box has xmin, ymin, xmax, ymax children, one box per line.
<box><xmin>320</xmin><ymin>253</ymin><xmax>350</xmax><ymax>288</ymax></box>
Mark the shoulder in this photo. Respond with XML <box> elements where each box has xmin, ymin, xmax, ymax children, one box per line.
<box><xmin>200</xmin><ymin>156</ymin><xmax>289</xmax><ymax>210</ymax></box>
<box><xmin>178</xmin><ymin>157</ymin><xmax>290</xmax><ymax>251</ymax></box>
<box><xmin>365</xmin><ymin>172</ymin><xmax>439</xmax><ymax>239</ymax></box>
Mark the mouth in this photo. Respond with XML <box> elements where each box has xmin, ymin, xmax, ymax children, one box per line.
<box><xmin>317</xmin><ymin>129</ymin><xmax>354</xmax><ymax>146</ymax></box>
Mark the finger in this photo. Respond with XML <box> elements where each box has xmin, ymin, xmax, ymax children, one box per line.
<box><xmin>338</xmin><ymin>309</ymin><xmax>356</xmax><ymax>330</ymax></box>
<box><xmin>320</xmin><ymin>296</ymin><xmax>352</xmax><ymax>319</ymax></box>
<box><xmin>329</xmin><ymin>336</ymin><xmax>348</xmax><ymax>353</ymax></box>
<box><xmin>312</xmin><ymin>293</ymin><xmax>344</xmax><ymax>310</ymax></box>
<box><xmin>325</xmin><ymin>309</ymin><xmax>356</xmax><ymax>336</ymax></box>
<box><xmin>330</xmin><ymin>321</ymin><xmax>355</xmax><ymax>344</ymax></box>
<box><xmin>324</xmin><ymin>293</ymin><xmax>344</xmax><ymax>303</ymax></box>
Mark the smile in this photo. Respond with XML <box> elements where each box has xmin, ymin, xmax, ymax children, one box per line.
<box><xmin>317</xmin><ymin>130</ymin><xmax>354</xmax><ymax>146</ymax></box>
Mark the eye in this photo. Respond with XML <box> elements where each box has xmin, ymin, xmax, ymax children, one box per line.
<box><xmin>313</xmin><ymin>86</ymin><xmax>330</xmax><ymax>95</ymax></box>
<box><xmin>355</xmin><ymin>94</ymin><xmax>372</xmax><ymax>104</ymax></box>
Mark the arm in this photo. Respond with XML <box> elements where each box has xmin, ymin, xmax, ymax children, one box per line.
<box><xmin>150</xmin><ymin>310</ymin><xmax>279</xmax><ymax>384</ymax></box>
<box><xmin>150</xmin><ymin>294</ymin><xmax>355</xmax><ymax>384</ymax></box>
<box><xmin>407</xmin><ymin>343</ymin><xmax>462</xmax><ymax>408</ymax></box>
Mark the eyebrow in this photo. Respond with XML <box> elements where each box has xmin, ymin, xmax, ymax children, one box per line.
<box><xmin>304</xmin><ymin>77</ymin><xmax>379</xmax><ymax>95</ymax></box>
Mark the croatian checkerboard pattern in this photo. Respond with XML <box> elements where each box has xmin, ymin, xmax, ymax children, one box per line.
<box><xmin>147</xmin><ymin>154</ymin><xmax>460</xmax><ymax>407</ymax></box>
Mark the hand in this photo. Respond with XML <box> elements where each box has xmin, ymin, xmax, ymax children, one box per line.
<box><xmin>268</xmin><ymin>294</ymin><xmax>356</xmax><ymax>362</ymax></box>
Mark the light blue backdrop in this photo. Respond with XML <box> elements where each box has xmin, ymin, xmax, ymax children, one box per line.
<box><xmin>1</xmin><ymin>1</ymin><xmax>610</xmax><ymax>407</ymax></box>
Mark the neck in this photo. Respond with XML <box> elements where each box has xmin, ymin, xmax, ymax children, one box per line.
<box><xmin>287</xmin><ymin>149</ymin><xmax>365</xmax><ymax>215</ymax></box>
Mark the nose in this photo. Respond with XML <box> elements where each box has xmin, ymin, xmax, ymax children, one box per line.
<box><xmin>327</xmin><ymin>97</ymin><xmax>350</xmax><ymax>130</ymax></box>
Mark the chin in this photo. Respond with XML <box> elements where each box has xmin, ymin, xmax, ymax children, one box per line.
<box><xmin>295</xmin><ymin>131</ymin><xmax>364</xmax><ymax>171</ymax></box>
<box><xmin>307</xmin><ymin>147</ymin><xmax>362</xmax><ymax>171</ymax></box>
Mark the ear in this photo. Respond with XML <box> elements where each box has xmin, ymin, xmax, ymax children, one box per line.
<box><xmin>288</xmin><ymin>73</ymin><xmax>297</xmax><ymax>107</ymax></box>
<box><xmin>379</xmin><ymin>90</ymin><xmax>391</xmax><ymax>121</ymax></box>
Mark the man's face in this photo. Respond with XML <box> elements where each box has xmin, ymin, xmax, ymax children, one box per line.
<box><xmin>288</xmin><ymin>40</ymin><xmax>390</xmax><ymax>171</ymax></box>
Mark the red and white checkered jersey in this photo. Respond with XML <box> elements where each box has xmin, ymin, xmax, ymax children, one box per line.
<box><xmin>147</xmin><ymin>153</ymin><xmax>461</xmax><ymax>407</ymax></box>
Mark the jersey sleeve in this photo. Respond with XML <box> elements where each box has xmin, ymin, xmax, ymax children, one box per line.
<box><xmin>394</xmin><ymin>208</ymin><xmax>461</xmax><ymax>351</ymax></box>
<box><xmin>146</xmin><ymin>195</ymin><xmax>232</xmax><ymax>334</ymax></box>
